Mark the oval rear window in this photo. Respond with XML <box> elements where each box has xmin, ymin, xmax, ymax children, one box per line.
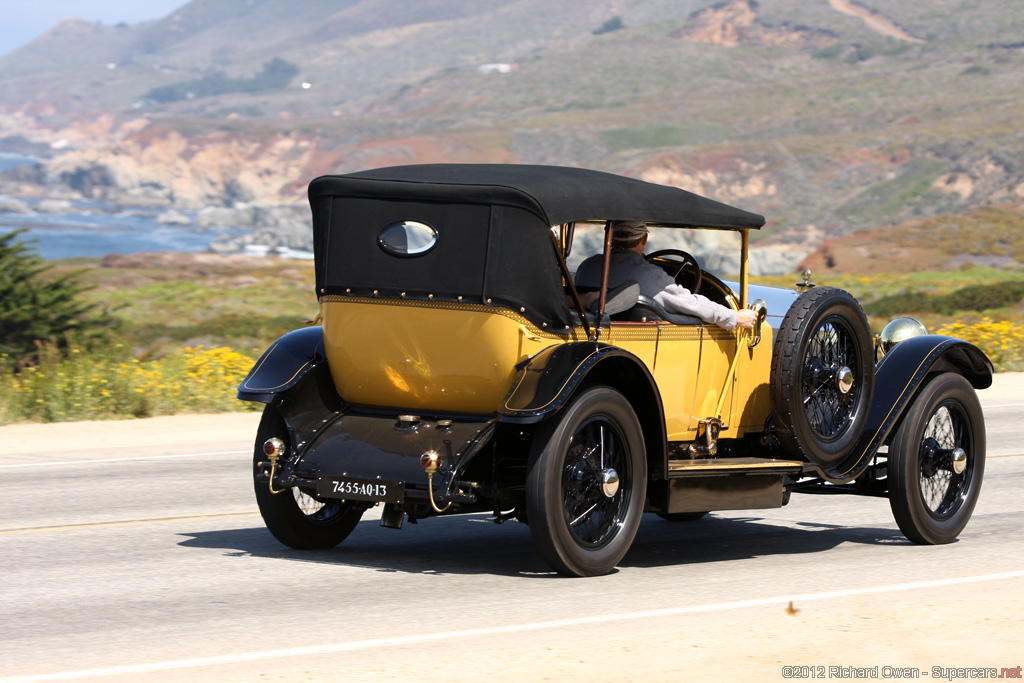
<box><xmin>378</xmin><ymin>220</ymin><xmax>438</xmax><ymax>256</ymax></box>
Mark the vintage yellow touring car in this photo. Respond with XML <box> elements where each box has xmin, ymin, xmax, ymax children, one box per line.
<box><xmin>238</xmin><ymin>164</ymin><xmax>991</xmax><ymax>576</ymax></box>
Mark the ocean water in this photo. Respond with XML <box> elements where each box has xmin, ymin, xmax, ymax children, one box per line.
<box><xmin>0</xmin><ymin>210</ymin><xmax>253</xmax><ymax>260</ymax></box>
<box><xmin>1</xmin><ymin>153</ymin><xmax>249</xmax><ymax>260</ymax></box>
<box><xmin>0</xmin><ymin>152</ymin><xmax>32</xmax><ymax>174</ymax></box>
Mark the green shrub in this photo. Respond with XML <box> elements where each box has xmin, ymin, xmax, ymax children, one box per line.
<box><xmin>865</xmin><ymin>280</ymin><xmax>1024</xmax><ymax>317</ymax></box>
<box><xmin>0</xmin><ymin>230</ymin><xmax>98</xmax><ymax>358</ymax></box>
<box><xmin>593</xmin><ymin>16</ymin><xmax>624</xmax><ymax>35</ymax></box>
<box><xmin>944</xmin><ymin>280</ymin><xmax>1024</xmax><ymax>313</ymax></box>
<box><xmin>812</xmin><ymin>45</ymin><xmax>844</xmax><ymax>60</ymax></box>
<box><xmin>145</xmin><ymin>57</ymin><xmax>299</xmax><ymax>103</ymax></box>
<box><xmin>864</xmin><ymin>290</ymin><xmax>938</xmax><ymax>317</ymax></box>
<box><xmin>845</xmin><ymin>39</ymin><xmax>912</xmax><ymax>63</ymax></box>
<box><xmin>961</xmin><ymin>64</ymin><xmax>991</xmax><ymax>76</ymax></box>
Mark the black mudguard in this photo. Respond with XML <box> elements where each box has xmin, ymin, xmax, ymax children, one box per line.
<box><xmin>237</xmin><ymin>326</ymin><xmax>327</xmax><ymax>403</ymax></box>
<box><xmin>498</xmin><ymin>342</ymin><xmax>669</xmax><ymax>478</ymax></box>
<box><xmin>817</xmin><ymin>334</ymin><xmax>992</xmax><ymax>483</ymax></box>
<box><xmin>499</xmin><ymin>343</ymin><xmax>647</xmax><ymax>419</ymax></box>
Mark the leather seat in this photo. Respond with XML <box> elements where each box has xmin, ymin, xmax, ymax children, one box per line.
<box><xmin>591</xmin><ymin>280</ymin><xmax>640</xmax><ymax>317</ymax></box>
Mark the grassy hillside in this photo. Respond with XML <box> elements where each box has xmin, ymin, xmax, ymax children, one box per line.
<box><xmin>2</xmin><ymin>0</ymin><xmax>1024</xmax><ymax>243</ymax></box>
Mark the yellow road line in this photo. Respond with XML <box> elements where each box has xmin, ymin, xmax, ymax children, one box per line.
<box><xmin>991</xmin><ymin>452</ymin><xmax>1024</xmax><ymax>459</ymax></box>
<box><xmin>0</xmin><ymin>510</ymin><xmax>259</xmax><ymax>535</ymax></box>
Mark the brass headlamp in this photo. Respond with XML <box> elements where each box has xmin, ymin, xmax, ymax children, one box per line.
<box><xmin>878</xmin><ymin>317</ymin><xmax>928</xmax><ymax>355</ymax></box>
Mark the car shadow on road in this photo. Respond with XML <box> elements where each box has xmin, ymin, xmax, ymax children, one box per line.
<box><xmin>177</xmin><ymin>511</ymin><xmax>910</xmax><ymax>577</ymax></box>
<box><xmin>623</xmin><ymin>515</ymin><xmax>908</xmax><ymax>570</ymax></box>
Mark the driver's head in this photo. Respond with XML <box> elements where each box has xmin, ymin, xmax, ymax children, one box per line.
<box><xmin>610</xmin><ymin>220</ymin><xmax>648</xmax><ymax>250</ymax></box>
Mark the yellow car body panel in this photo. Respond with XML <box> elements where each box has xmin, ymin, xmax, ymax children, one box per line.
<box><xmin>321</xmin><ymin>297</ymin><xmax>574</xmax><ymax>414</ymax></box>
<box><xmin>322</xmin><ymin>292</ymin><xmax>772</xmax><ymax>439</ymax></box>
<box><xmin>606</xmin><ymin>321</ymin><xmax>773</xmax><ymax>442</ymax></box>
<box><xmin>700</xmin><ymin>325</ymin><xmax>774</xmax><ymax>437</ymax></box>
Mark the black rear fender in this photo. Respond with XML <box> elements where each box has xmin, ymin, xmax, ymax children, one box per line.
<box><xmin>237</xmin><ymin>326</ymin><xmax>334</xmax><ymax>405</ymax></box>
<box><xmin>498</xmin><ymin>342</ymin><xmax>668</xmax><ymax>479</ymax></box>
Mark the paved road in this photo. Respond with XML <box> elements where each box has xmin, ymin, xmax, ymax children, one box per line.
<box><xmin>2</xmin><ymin>391</ymin><xmax>1022</xmax><ymax>683</ymax></box>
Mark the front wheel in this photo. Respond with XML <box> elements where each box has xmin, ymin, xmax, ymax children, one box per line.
<box><xmin>888</xmin><ymin>373</ymin><xmax>985</xmax><ymax>545</ymax></box>
<box><xmin>526</xmin><ymin>385</ymin><xmax>647</xmax><ymax>577</ymax></box>
<box><xmin>253</xmin><ymin>407</ymin><xmax>365</xmax><ymax>550</ymax></box>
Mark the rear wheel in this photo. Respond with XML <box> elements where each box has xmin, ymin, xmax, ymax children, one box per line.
<box><xmin>253</xmin><ymin>407</ymin><xmax>365</xmax><ymax>550</ymax></box>
<box><xmin>888</xmin><ymin>373</ymin><xmax>985</xmax><ymax>544</ymax></box>
<box><xmin>526</xmin><ymin>386</ymin><xmax>646</xmax><ymax>577</ymax></box>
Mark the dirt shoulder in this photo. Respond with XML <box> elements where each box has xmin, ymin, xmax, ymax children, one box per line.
<box><xmin>4</xmin><ymin>411</ymin><xmax>262</xmax><ymax>460</ymax></box>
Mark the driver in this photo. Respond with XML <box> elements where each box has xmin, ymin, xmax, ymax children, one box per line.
<box><xmin>574</xmin><ymin>221</ymin><xmax>758</xmax><ymax>331</ymax></box>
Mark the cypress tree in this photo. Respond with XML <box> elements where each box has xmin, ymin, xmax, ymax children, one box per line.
<box><xmin>0</xmin><ymin>229</ymin><xmax>95</xmax><ymax>358</ymax></box>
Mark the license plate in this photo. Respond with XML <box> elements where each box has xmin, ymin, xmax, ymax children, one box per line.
<box><xmin>316</xmin><ymin>476</ymin><xmax>404</xmax><ymax>503</ymax></box>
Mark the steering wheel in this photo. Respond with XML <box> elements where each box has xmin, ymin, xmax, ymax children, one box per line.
<box><xmin>645</xmin><ymin>248</ymin><xmax>703</xmax><ymax>295</ymax></box>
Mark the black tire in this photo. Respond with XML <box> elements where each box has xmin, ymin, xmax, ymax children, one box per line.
<box><xmin>526</xmin><ymin>385</ymin><xmax>647</xmax><ymax>577</ymax></box>
<box><xmin>770</xmin><ymin>286</ymin><xmax>874</xmax><ymax>466</ymax></box>
<box><xmin>657</xmin><ymin>511</ymin><xmax>708</xmax><ymax>522</ymax></box>
<box><xmin>253</xmin><ymin>407</ymin><xmax>364</xmax><ymax>550</ymax></box>
<box><xmin>888</xmin><ymin>373</ymin><xmax>985</xmax><ymax>545</ymax></box>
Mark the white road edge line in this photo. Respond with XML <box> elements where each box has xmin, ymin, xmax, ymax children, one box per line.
<box><xmin>5</xmin><ymin>569</ymin><xmax>1024</xmax><ymax>682</ymax></box>
<box><xmin>0</xmin><ymin>451</ymin><xmax>249</xmax><ymax>470</ymax></box>
<box><xmin>982</xmin><ymin>403</ymin><xmax>1024</xmax><ymax>409</ymax></box>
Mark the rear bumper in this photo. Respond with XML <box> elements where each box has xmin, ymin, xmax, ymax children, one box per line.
<box><xmin>269</xmin><ymin>410</ymin><xmax>496</xmax><ymax>506</ymax></box>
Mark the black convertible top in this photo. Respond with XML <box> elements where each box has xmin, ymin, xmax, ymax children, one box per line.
<box><xmin>308</xmin><ymin>164</ymin><xmax>765</xmax><ymax>332</ymax></box>
<box><xmin>310</xmin><ymin>164</ymin><xmax>765</xmax><ymax>230</ymax></box>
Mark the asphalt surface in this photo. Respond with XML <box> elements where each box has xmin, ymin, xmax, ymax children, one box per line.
<box><xmin>1</xmin><ymin>381</ymin><xmax>1022</xmax><ymax>683</ymax></box>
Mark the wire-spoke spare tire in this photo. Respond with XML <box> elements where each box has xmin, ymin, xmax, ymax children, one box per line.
<box><xmin>770</xmin><ymin>287</ymin><xmax>874</xmax><ymax>467</ymax></box>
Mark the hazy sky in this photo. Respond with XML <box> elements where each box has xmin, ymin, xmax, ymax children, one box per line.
<box><xmin>0</xmin><ymin>1</ymin><xmax>188</xmax><ymax>58</ymax></box>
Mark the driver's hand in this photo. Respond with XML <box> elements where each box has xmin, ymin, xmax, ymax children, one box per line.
<box><xmin>736</xmin><ymin>309</ymin><xmax>759</xmax><ymax>330</ymax></box>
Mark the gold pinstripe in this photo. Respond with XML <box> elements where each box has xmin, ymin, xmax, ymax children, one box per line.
<box><xmin>238</xmin><ymin>342</ymin><xmax>313</xmax><ymax>392</ymax></box>
<box><xmin>502</xmin><ymin>349</ymin><xmax>599</xmax><ymax>413</ymax></box>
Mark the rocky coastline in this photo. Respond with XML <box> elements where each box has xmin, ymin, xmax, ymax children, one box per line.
<box><xmin>1</xmin><ymin>185</ymin><xmax>813</xmax><ymax>272</ymax></box>
<box><xmin>0</xmin><ymin>148</ymin><xmax>813</xmax><ymax>271</ymax></box>
<box><xmin>0</xmin><ymin>190</ymin><xmax>311</xmax><ymax>257</ymax></box>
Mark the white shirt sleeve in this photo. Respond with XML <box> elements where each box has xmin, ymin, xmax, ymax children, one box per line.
<box><xmin>586</xmin><ymin>250</ymin><xmax>739</xmax><ymax>330</ymax></box>
<box><xmin>654</xmin><ymin>284</ymin><xmax>739</xmax><ymax>330</ymax></box>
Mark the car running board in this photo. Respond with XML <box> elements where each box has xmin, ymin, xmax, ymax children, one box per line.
<box><xmin>667</xmin><ymin>457</ymin><xmax>804</xmax><ymax>478</ymax></box>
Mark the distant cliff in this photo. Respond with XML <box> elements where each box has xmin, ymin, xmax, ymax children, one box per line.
<box><xmin>2</xmin><ymin>0</ymin><xmax>1023</xmax><ymax>269</ymax></box>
